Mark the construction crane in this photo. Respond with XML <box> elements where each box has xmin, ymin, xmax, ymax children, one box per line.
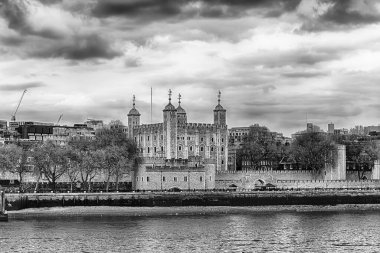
<box><xmin>11</xmin><ymin>89</ymin><xmax>27</xmax><ymax>122</ymax></box>
<box><xmin>56</xmin><ymin>114</ymin><xmax>63</xmax><ymax>125</ymax></box>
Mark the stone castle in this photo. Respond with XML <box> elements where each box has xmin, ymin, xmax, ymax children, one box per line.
<box><xmin>128</xmin><ymin>90</ymin><xmax>228</xmax><ymax>190</ymax></box>
<box><xmin>127</xmin><ymin>90</ymin><xmax>380</xmax><ymax>191</ymax></box>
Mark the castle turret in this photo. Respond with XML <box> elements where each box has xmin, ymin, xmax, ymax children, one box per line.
<box><xmin>213</xmin><ymin>90</ymin><xmax>226</xmax><ymax>126</ymax></box>
<box><xmin>176</xmin><ymin>93</ymin><xmax>187</xmax><ymax>125</ymax></box>
<box><xmin>127</xmin><ymin>95</ymin><xmax>140</xmax><ymax>138</ymax></box>
<box><xmin>163</xmin><ymin>89</ymin><xmax>177</xmax><ymax>159</ymax></box>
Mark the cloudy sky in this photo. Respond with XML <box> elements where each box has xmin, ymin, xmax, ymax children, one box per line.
<box><xmin>0</xmin><ymin>0</ymin><xmax>380</xmax><ymax>136</ymax></box>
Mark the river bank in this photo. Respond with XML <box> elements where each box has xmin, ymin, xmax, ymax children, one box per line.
<box><xmin>5</xmin><ymin>190</ymin><xmax>380</xmax><ymax>211</ymax></box>
<box><xmin>8</xmin><ymin>204</ymin><xmax>380</xmax><ymax>219</ymax></box>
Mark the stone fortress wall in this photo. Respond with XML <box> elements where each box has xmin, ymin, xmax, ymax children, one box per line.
<box><xmin>215</xmin><ymin>145</ymin><xmax>380</xmax><ymax>190</ymax></box>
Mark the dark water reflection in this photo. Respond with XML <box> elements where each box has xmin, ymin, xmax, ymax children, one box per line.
<box><xmin>1</xmin><ymin>210</ymin><xmax>380</xmax><ymax>252</ymax></box>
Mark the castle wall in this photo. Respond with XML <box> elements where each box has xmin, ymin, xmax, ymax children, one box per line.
<box><xmin>215</xmin><ymin>170</ymin><xmax>319</xmax><ymax>189</ymax></box>
<box><xmin>276</xmin><ymin>180</ymin><xmax>380</xmax><ymax>189</ymax></box>
<box><xmin>131</xmin><ymin>161</ymin><xmax>215</xmax><ymax>191</ymax></box>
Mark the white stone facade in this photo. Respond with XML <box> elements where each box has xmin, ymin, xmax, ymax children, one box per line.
<box><xmin>128</xmin><ymin>90</ymin><xmax>228</xmax><ymax>190</ymax></box>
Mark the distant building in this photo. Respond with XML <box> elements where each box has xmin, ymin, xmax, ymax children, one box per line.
<box><xmin>14</xmin><ymin>122</ymin><xmax>96</xmax><ymax>145</ymax></box>
<box><xmin>328</xmin><ymin>122</ymin><xmax>334</xmax><ymax>134</ymax></box>
<box><xmin>334</xmin><ymin>128</ymin><xmax>349</xmax><ymax>135</ymax></box>
<box><xmin>350</xmin><ymin>125</ymin><xmax>365</xmax><ymax>135</ymax></box>
<box><xmin>292</xmin><ymin>123</ymin><xmax>325</xmax><ymax>139</ymax></box>
<box><xmin>365</xmin><ymin>125</ymin><xmax>380</xmax><ymax>136</ymax></box>
<box><xmin>85</xmin><ymin>119</ymin><xmax>104</xmax><ymax>130</ymax></box>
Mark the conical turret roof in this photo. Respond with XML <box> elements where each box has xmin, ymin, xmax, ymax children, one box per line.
<box><xmin>128</xmin><ymin>95</ymin><xmax>140</xmax><ymax>116</ymax></box>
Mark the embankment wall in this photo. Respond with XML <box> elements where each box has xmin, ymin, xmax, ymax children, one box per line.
<box><xmin>5</xmin><ymin>191</ymin><xmax>380</xmax><ymax>211</ymax></box>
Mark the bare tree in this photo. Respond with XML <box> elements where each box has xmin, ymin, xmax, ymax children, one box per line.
<box><xmin>291</xmin><ymin>132</ymin><xmax>336</xmax><ymax>173</ymax></box>
<box><xmin>32</xmin><ymin>141</ymin><xmax>68</xmax><ymax>192</ymax></box>
<box><xmin>0</xmin><ymin>144</ymin><xmax>31</xmax><ymax>192</ymax></box>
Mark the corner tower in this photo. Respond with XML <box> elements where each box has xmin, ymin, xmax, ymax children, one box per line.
<box><xmin>163</xmin><ymin>89</ymin><xmax>177</xmax><ymax>159</ymax></box>
<box><xmin>176</xmin><ymin>93</ymin><xmax>187</xmax><ymax>125</ymax></box>
<box><xmin>214</xmin><ymin>90</ymin><xmax>226</xmax><ymax>126</ymax></box>
<box><xmin>127</xmin><ymin>95</ymin><xmax>140</xmax><ymax>137</ymax></box>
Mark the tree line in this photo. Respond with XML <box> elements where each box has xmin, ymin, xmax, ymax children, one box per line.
<box><xmin>235</xmin><ymin>124</ymin><xmax>379</xmax><ymax>178</ymax></box>
<box><xmin>0</xmin><ymin>126</ymin><xmax>140</xmax><ymax>192</ymax></box>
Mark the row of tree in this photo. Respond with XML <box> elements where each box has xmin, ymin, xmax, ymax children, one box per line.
<box><xmin>0</xmin><ymin>126</ymin><xmax>140</xmax><ymax>192</ymax></box>
<box><xmin>236</xmin><ymin>125</ymin><xmax>379</xmax><ymax>179</ymax></box>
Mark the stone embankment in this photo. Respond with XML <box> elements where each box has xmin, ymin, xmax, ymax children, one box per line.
<box><xmin>5</xmin><ymin>190</ymin><xmax>380</xmax><ymax>211</ymax></box>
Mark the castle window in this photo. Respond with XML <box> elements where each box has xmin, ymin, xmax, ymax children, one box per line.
<box><xmin>148</xmin><ymin>147</ymin><xmax>150</xmax><ymax>153</ymax></box>
<box><xmin>200</xmin><ymin>176</ymin><xmax>203</xmax><ymax>182</ymax></box>
<box><xmin>154</xmin><ymin>147</ymin><xmax>157</xmax><ymax>153</ymax></box>
<box><xmin>190</xmin><ymin>146</ymin><xmax>193</xmax><ymax>151</ymax></box>
<box><xmin>211</xmin><ymin>147</ymin><xmax>214</xmax><ymax>152</ymax></box>
<box><xmin>147</xmin><ymin>135</ymin><xmax>150</xmax><ymax>141</ymax></box>
<box><xmin>184</xmin><ymin>176</ymin><xmax>188</xmax><ymax>182</ymax></box>
<box><xmin>221</xmin><ymin>147</ymin><xmax>224</xmax><ymax>152</ymax></box>
<box><xmin>200</xmin><ymin>137</ymin><xmax>204</xmax><ymax>142</ymax></box>
<box><xmin>141</xmin><ymin>177</ymin><xmax>143</xmax><ymax>182</ymax></box>
<box><xmin>161</xmin><ymin>135</ymin><xmax>163</xmax><ymax>140</ymax></box>
<box><xmin>135</xmin><ymin>137</ymin><xmax>137</xmax><ymax>142</ymax></box>
<box><xmin>178</xmin><ymin>146</ymin><xmax>182</xmax><ymax>151</ymax></box>
<box><xmin>174</xmin><ymin>177</ymin><xmax>177</xmax><ymax>182</ymax></box>
<box><xmin>147</xmin><ymin>177</ymin><xmax>150</xmax><ymax>182</ymax></box>
<box><xmin>222</xmin><ymin>160</ymin><xmax>224</xmax><ymax>165</ymax></box>
<box><xmin>222</xmin><ymin>138</ymin><xmax>224</xmax><ymax>143</ymax></box>
<box><xmin>211</xmin><ymin>138</ymin><xmax>214</xmax><ymax>142</ymax></box>
<box><xmin>163</xmin><ymin>176</ymin><xmax>166</xmax><ymax>182</ymax></box>
<box><xmin>200</xmin><ymin>147</ymin><xmax>204</xmax><ymax>152</ymax></box>
<box><xmin>187</xmin><ymin>137</ymin><xmax>190</xmax><ymax>140</ymax></box>
<box><xmin>161</xmin><ymin>146</ymin><xmax>164</xmax><ymax>152</ymax></box>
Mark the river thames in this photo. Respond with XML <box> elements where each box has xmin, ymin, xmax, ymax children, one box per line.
<box><xmin>2</xmin><ymin>206</ymin><xmax>380</xmax><ymax>252</ymax></box>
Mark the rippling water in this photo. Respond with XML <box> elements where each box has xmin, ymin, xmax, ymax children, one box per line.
<box><xmin>1</xmin><ymin>209</ymin><xmax>380</xmax><ymax>252</ymax></box>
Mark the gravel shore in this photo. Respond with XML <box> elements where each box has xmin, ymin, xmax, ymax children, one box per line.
<box><xmin>8</xmin><ymin>204</ymin><xmax>380</xmax><ymax>219</ymax></box>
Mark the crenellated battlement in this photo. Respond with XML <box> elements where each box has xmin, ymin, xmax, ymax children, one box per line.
<box><xmin>185</xmin><ymin>123</ymin><xmax>227</xmax><ymax>130</ymax></box>
<box><xmin>134</xmin><ymin>123</ymin><xmax>164</xmax><ymax>131</ymax></box>
<box><xmin>217</xmin><ymin>170</ymin><xmax>315</xmax><ymax>175</ymax></box>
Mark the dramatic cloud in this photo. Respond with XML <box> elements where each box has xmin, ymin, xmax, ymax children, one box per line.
<box><xmin>0</xmin><ymin>0</ymin><xmax>379</xmax><ymax>136</ymax></box>
<box><xmin>0</xmin><ymin>81</ymin><xmax>45</xmax><ymax>91</ymax></box>
<box><xmin>92</xmin><ymin>0</ymin><xmax>302</xmax><ymax>20</ymax></box>
<box><xmin>0</xmin><ymin>0</ymin><xmax>122</xmax><ymax>59</ymax></box>
<box><xmin>298</xmin><ymin>0</ymin><xmax>380</xmax><ymax>31</ymax></box>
